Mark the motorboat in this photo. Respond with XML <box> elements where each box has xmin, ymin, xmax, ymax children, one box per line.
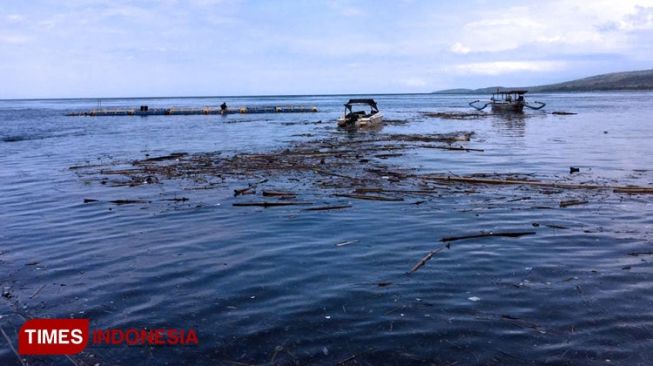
<box><xmin>337</xmin><ymin>99</ymin><xmax>383</xmax><ymax>127</ymax></box>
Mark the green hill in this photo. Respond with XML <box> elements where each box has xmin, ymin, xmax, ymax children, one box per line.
<box><xmin>435</xmin><ymin>69</ymin><xmax>653</xmax><ymax>93</ymax></box>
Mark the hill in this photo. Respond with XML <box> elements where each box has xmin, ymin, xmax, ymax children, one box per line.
<box><xmin>434</xmin><ymin>69</ymin><xmax>653</xmax><ymax>93</ymax></box>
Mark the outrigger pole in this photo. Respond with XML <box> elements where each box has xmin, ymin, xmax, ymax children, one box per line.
<box><xmin>524</xmin><ymin>101</ymin><xmax>546</xmax><ymax>110</ymax></box>
<box><xmin>468</xmin><ymin>100</ymin><xmax>490</xmax><ymax>111</ymax></box>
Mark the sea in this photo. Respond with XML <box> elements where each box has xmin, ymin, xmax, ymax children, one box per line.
<box><xmin>1</xmin><ymin>92</ymin><xmax>652</xmax><ymax>365</ymax></box>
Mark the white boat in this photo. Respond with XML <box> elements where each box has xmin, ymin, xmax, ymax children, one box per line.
<box><xmin>337</xmin><ymin>99</ymin><xmax>383</xmax><ymax>127</ymax></box>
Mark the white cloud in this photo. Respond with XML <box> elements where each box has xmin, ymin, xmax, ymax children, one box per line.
<box><xmin>452</xmin><ymin>61</ymin><xmax>567</xmax><ymax>75</ymax></box>
<box><xmin>618</xmin><ymin>6</ymin><xmax>653</xmax><ymax>30</ymax></box>
<box><xmin>0</xmin><ymin>33</ymin><xmax>30</xmax><ymax>44</ymax></box>
<box><xmin>450</xmin><ymin>42</ymin><xmax>470</xmax><ymax>54</ymax></box>
<box><xmin>399</xmin><ymin>77</ymin><xmax>427</xmax><ymax>87</ymax></box>
<box><xmin>449</xmin><ymin>0</ymin><xmax>653</xmax><ymax>54</ymax></box>
<box><xmin>327</xmin><ymin>0</ymin><xmax>364</xmax><ymax>17</ymax></box>
<box><xmin>5</xmin><ymin>14</ymin><xmax>25</xmax><ymax>23</ymax></box>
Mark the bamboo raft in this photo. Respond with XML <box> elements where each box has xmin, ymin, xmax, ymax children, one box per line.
<box><xmin>67</xmin><ymin>105</ymin><xmax>318</xmax><ymax>117</ymax></box>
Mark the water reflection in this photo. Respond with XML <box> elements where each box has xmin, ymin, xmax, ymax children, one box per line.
<box><xmin>491</xmin><ymin>111</ymin><xmax>546</xmax><ymax>137</ymax></box>
<box><xmin>2</xmin><ymin>93</ymin><xmax>653</xmax><ymax>365</ymax></box>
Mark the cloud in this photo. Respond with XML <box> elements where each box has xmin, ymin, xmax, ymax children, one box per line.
<box><xmin>619</xmin><ymin>6</ymin><xmax>653</xmax><ymax>30</ymax></box>
<box><xmin>327</xmin><ymin>0</ymin><xmax>364</xmax><ymax>17</ymax></box>
<box><xmin>450</xmin><ymin>42</ymin><xmax>470</xmax><ymax>54</ymax></box>
<box><xmin>5</xmin><ymin>14</ymin><xmax>25</xmax><ymax>23</ymax></box>
<box><xmin>448</xmin><ymin>1</ymin><xmax>653</xmax><ymax>54</ymax></box>
<box><xmin>451</xmin><ymin>61</ymin><xmax>567</xmax><ymax>75</ymax></box>
<box><xmin>399</xmin><ymin>77</ymin><xmax>427</xmax><ymax>87</ymax></box>
<box><xmin>0</xmin><ymin>33</ymin><xmax>30</xmax><ymax>44</ymax></box>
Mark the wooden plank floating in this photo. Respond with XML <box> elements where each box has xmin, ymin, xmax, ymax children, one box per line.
<box><xmin>67</xmin><ymin>105</ymin><xmax>319</xmax><ymax>117</ymax></box>
<box><xmin>423</xmin><ymin>175</ymin><xmax>653</xmax><ymax>193</ymax></box>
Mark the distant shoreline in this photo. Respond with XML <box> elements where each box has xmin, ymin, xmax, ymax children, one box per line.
<box><xmin>433</xmin><ymin>68</ymin><xmax>653</xmax><ymax>94</ymax></box>
<box><xmin>432</xmin><ymin>88</ymin><xmax>653</xmax><ymax>94</ymax></box>
<box><xmin>3</xmin><ymin>89</ymin><xmax>653</xmax><ymax>102</ymax></box>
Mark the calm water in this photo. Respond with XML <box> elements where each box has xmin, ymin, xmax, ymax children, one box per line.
<box><xmin>1</xmin><ymin>93</ymin><xmax>653</xmax><ymax>365</ymax></box>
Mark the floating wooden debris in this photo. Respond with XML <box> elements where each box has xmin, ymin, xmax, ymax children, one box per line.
<box><xmin>109</xmin><ymin>199</ymin><xmax>148</xmax><ymax>205</ymax></box>
<box><xmin>334</xmin><ymin>194</ymin><xmax>404</xmax><ymax>202</ymax></box>
<box><xmin>262</xmin><ymin>190</ymin><xmax>297</xmax><ymax>197</ymax></box>
<box><xmin>409</xmin><ymin>246</ymin><xmax>447</xmax><ymax>273</ymax></box>
<box><xmin>421</xmin><ymin>145</ymin><xmax>485</xmax><ymax>152</ymax></box>
<box><xmin>628</xmin><ymin>251</ymin><xmax>653</xmax><ymax>256</ymax></box>
<box><xmin>234</xmin><ymin>186</ymin><xmax>256</xmax><ymax>196</ymax></box>
<box><xmin>76</xmin><ymin>130</ymin><xmax>651</xmax><ymax>215</ymax></box>
<box><xmin>613</xmin><ymin>187</ymin><xmax>653</xmax><ymax>194</ymax></box>
<box><xmin>162</xmin><ymin>197</ymin><xmax>189</xmax><ymax>202</ymax></box>
<box><xmin>560</xmin><ymin>199</ymin><xmax>588</xmax><ymax>208</ymax></box>
<box><xmin>422</xmin><ymin>111</ymin><xmax>488</xmax><ymax>120</ymax></box>
<box><xmin>303</xmin><ymin>205</ymin><xmax>352</xmax><ymax>211</ymax></box>
<box><xmin>232</xmin><ymin>201</ymin><xmax>312</xmax><ymax>207</ymax></box>
<box><xmin>387</xmin><ymin>132</ymin><xmax>474</xmax><ymax>143</ymax></box>
<box><xmin>140</xmin><ymin>153</ymin><xmax>188</xmax><ymax>162</ymax></box>
<box><xmin>423</xmin><ymin>175</ymin><xmax>653</xmax><ymax>192</ymax></box>
<box><xmin>441</xmin><ymin>231</ymin><xmax>535</xmax><ymax>242</ymax></box>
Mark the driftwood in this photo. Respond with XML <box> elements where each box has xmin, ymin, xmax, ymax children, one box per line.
<box><xmin>232</xmin><ymin>201</ymin><xmax>312</xmax><ymax>207</ymax></box>
<box><xmin>162</xmin><ymin>197</ymin><xmax>189</xmax><ymax>202</ymax></box>
<box><xmin>234</xmin><ymin>186</ymin><xmax>255</xmax><ymax>196</ymax></box>
<box><xmin>30</xmin><ymin>284</ymin><xmax>46</xmax><ymax>299</ymax></box>
<box><xmin>628</xmin><ymin>252</ymin><xmax>653</xmax><ymax>256</ymax></box>
<box><xmin>140</xmin><ymin>152</ymin><xmax>188</xmax><ymax>162</ymax></box>
<box><xmin>354</xmin><ymin>187</ymin><xmax>437</xmax><ymax>195</ymax></box>
<box><xmin>560</xmin><ymin>199</ymin><xmax>588</xmax><ymax>208</ymax></box>
<box><xmin>262</xmin><ymin>190</ymin><xmax>296</xmax><ymax>197</ymax></box>
<box><xmin>422</xmin><ymin>112</ymin><xmax>487</xmax><ymax>120</ymax></box>
<box><xmin>374</xmin><ymin>153</ymin><xmax>403</xmax><ymax>159</ymax></box>
<box><xmin>424</xmin><ymin>175</ymin><xmax>653</xmax><ymax>192</ymax></box>
<box><xmin>109</xmin><ymin>199</ymin><xmax>148</xmax><ymax>205</ymax></box>
<box><xmin>337</xmin><ymin>355</ymin><xmax>357</xmax><ymax>365</ymax></box>
<box><xmin>422</xmin><ymin>145</ymin><xmax>485</xmax><ymax>152</ymax></box>
<box><xmin>409</xmin><ymin>246</ymin><xmax>447</xmax><ymax>273</ymax></box>
<box><xmin>312</xmin><ymin>168</ymin><xmax>357</xmax><ymax>180</ymax></box>
<box><xmin>544</xmin><ymin>224</ymin><xmax>568</xmax><ymax>229</ymax></box>
<box><xmin>0</xmin><ymin>327</ymin><xmax>26</xmax><ymax>366</ymax></box>
<box><xmin>335</xmin><ymin>194</ymin><xmax>404</xmax><ymax>202</ymax></box>
<box><xmin>388</xmin><ymin>132</ymin><xmax>474</xmax><ymax>143</ymax></box>
<box><xmin>303</xmin><ymin>205</ymin><xmax>352</xmax><ymax>211</ymax></box>
<box><xmin>613</xmin><ymin>187</ymin><xmax>653</xmax><ymax>194</ymax></box>
<box><xmin>441</xmin><ymin>231</ymin><xmax>535</xmax><ymax>242</ymax></box>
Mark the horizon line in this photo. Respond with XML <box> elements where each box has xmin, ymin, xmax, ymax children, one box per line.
<box><xmin>0</xmin><ymin>91</ymin><xmax>436</xmax><ymax>102</ymax></box>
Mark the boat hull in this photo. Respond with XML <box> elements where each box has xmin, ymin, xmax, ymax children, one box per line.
<box><xmin>337</xmin><ymin>113</ymin><xmax>383</xmax><ymax>128</ymax></box>
<box><xmin>491</xmin><ymin>102</ymin><xmax>525</xmax><ymax>113</ymax></box>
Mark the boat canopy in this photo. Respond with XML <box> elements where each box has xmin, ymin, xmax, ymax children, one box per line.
<box><xmin>344</xmin><ymin>99</ymin><xmax>379</xmax><ymax>113</ymax></box>
<box><xmin>494</xmin><ymin>90</ymin><xmax>528</xmax><ymax>95</ymax></box>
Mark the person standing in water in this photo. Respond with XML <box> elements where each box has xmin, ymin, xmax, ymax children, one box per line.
<box><xmin>220</xmin><ymin>102</ymin><xmax>227</xmax><ymax>114</ymax></box>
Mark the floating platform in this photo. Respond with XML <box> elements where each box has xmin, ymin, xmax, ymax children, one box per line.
<box><xmin>67</xmin><ymin>105</ymin><xmax>318</xmax><ymax>117</ymax></box>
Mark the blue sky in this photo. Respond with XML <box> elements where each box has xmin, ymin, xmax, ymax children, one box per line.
<box><xmin>1</xmin><ymin>0</ymin><xmax>652</xmax><ymax>98</ymax></box>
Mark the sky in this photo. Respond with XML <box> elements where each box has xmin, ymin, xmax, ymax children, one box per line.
<box><xmin>1</xmin><ymin>0</ymin><xmax>652</xmax><ymax>98</ymax></box>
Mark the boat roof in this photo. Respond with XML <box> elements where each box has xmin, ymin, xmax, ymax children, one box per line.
<box><xmin>344</xmin><ymin>99</ymin><xmax>378</xmax><ymax>108</ymax></box>
<box><xmin>494</xmin><ymin>90</ymin><xmax>528</xmax><ymax>95</ymax></box>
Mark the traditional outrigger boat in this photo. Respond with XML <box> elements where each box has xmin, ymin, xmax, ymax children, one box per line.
<box><xmin>337</xmin><ymin>99</ymin><xmax>383</xmax><ymax>127</ymax></box>
<box><xmin>469</xmin><ymin>90</ymin><xmax>545</xmax><ymax>112</ymax></box>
